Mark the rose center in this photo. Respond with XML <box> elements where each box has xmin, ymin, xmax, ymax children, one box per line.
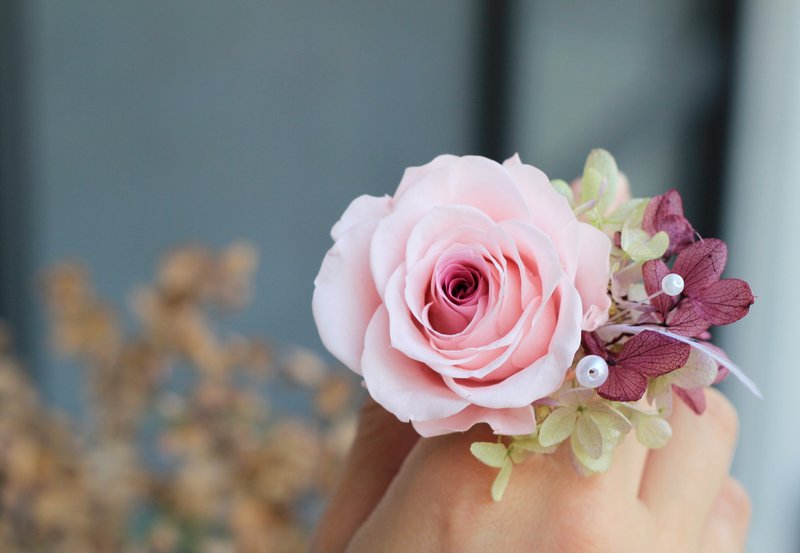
<box><xmin>424</xmin><ymin>258</ymin><xmax>490</xmax><ymax>336</ymax></box>
<box><xmin>443</xmin><ymin>267</ymin><xmax>481</xmax><ymax>304</ymax></box>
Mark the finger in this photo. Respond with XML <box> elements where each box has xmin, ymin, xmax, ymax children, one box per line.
<box><xmin>311</xmin><ymin>398</ymin><xmax>420</xmax><ymax>553</ymax></box>
<box><xmin>699</xmin><ymin>477</ymin><xmax>751</xmax><ymax>553</ymax></box>
<box><xmin>639</xmin><ymin>388</ymin><xmax>739</xmax><ymax>541</ymax></box>
<box><xmin>603</xmin><ymin>430</ymin><xmax>650</xmax><ymax>499</ymax></box>
<box><xmin>349</xmin><ymin>423</ymin><xmax>548</xmax><ymax>552</ymax></box>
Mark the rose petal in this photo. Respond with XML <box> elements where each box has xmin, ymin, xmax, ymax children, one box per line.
<box><xmin>442</xmin><ymin>282</ymin><xmax>582</xmax><ymax>408</ymax></box>
<box><xmin>574</xmin><ymin>223</ymin><xmax>612</xmax><ymax>330</ymax></box>
<box><xmin>384</xmin><ymin>263</ymin><xmax>478</xmax><ymax>368</ymax></box>
<box><xmin>405</xmin><ymin>239</ymin><xmax>498</xmax><ymax>333</ymax></box>
<box><xmin>369</xmin><ymin>205</ymin><xmax>429</xmax><ymax>299</ymax></box>
<box><xmin>502</xmin><ymin>157</ymin><xmax>575</xmax><ymax>238</ymax></box>
<box><xmin>361</xmin><ymin>305</ymin><xmax>469</xmax><ymax>421</ymax></box>
<box><xmin>331</xmin><ymin>194</ymin><xmax>392</xmax><ymax>241</ymax></box>
<box><xmin>393</xmin><ymin>154</ymin><xmax>459</xmax><ymax>198</ymax></box>
<box><xmin>395</xmin><ymin>156</ymin><xmax>532</xmax><ymax>223</ymax></box>
<box><xmin>312</xmin><ymin>220</ymin><xmax>382</xmax><ymax>374</ymax></box>
<box><xmin>412</xmin><ymin>404</ymin><xmax>536</xmax><ymax>437</ymax></box>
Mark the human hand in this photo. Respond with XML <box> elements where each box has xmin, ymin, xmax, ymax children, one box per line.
<box><xmin>312</xmin><ymin>388</ymin><xmax>750</xmax><ymax>553</ymax></box>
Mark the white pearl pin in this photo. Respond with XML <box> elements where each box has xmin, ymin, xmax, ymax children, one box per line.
<box><xmin>660</xmin><ymin>273</ymin><xmax>685</xmax><ymax>297</ymax></box>
<box><xmin>575</xmin><ymin>355</ymin><xmax>609</xmax><ymax>388</ymax></box>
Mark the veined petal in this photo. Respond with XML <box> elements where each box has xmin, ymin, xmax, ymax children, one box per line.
<box><xmin>690</xmin><ymin>278</ymin><xmax>755</xmax><ymax>326</ymax></box>
<box><xmin>538</xmin><ymin>406</ymin><xmax>578</xmax><ymax>447</ymax></box>
<box><xmin>673</xmin><ymin>238</ymin><xmax>727</xmax><ymax>294</ymax></box>
<box><xmin>576</xmin><ymin>415</ymin><xmax>603</xmax><ymax>459</ymax></box>
<box><xmin>616</xmin><ymin>330</ymin><xmax>691</xmax><ymax>377</ymax></box>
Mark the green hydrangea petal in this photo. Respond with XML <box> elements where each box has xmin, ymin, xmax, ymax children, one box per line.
<box><xmin>588</xmin><ymin>405</ymin><xmax>632</xmax><ymax>435</ymax></box>
<box><xmin>581</xmin><ymin>149</ymin><xmax>619</xmax><ymax>216</ymax></box>
<box><xmin>576</xmin><ymin>415</ymin><xmax>603</xmax><ymax>460</ymax></box>
<box><xmin>623</xmin><ymin>229</ymin><xmax>669</xmax><ymax>262</ymax></box>
<box><xmin>491</xmin><ymin>459</ymin><xmax>514</xmax><ymax>502</ymax></box>
<box><xmin>551</xmin><ymin>179</ymin><xmax>575</xmax><ymax>206</ymax></box>
<box><xmin>670</xmin><ymin>349</ymin><xmax>717</xmax><ymax>389</ymax></box>
<box><xmin>538</xmin><ymin>407</ymin><xmax>579</xmax><ymax>447</ymax></box>
<box><xmin>470</xmin><ymin>442</ymin><xmax>508</xmax><ymax>469</ymax></box>
<box><xmin>634</xmin><ymin>415</ymin><xmax>672</xmax><ymax>449</ymax></box>
<box><xmin>571</xmin><ymin>433</ymin><xmax>615</xmax><ymax>474</ymax></box>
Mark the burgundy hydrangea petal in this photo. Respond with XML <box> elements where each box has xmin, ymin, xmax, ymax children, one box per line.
<box><xmin>581</xmin><ymin>331</ymin><xmax>608</xmax><ymax>358</ymax></box>
<box><xmin>615</xmin><ymin>330</ymin><xmax>691</xmax><ymax>377</ymax></box>
<box><xmin>690</xmin><ymin>278</ymin><xmax>755</xmax><ymax>326</ymax></box>
<box><xmin>597</xmin><ymin>365</ymin><xmax>649</xmax><ymax>402</ymax></box>
<box><xmin>673</xmin><ymin>239</ymin><xmax>728</xmax><ymax>295</ymax></box>
<box><xmin>666</xmin><ymin>301</ymin><xmax>712</xmax><ymax>337</ymax></box>
<box><xmin>642</xmin><ymin>191</ymin><xmax>679</xmax><ymax>234</ymax></box>
<box><xmin>674</xmin><ymin>385</ymin><xmax>706</xmax><ymax>414</ymax></box>
<box><xmin>641</xmin><ymin>196</ymin><xmax>661</xmax><ymax>235</ymax></box>
<box><xmin>660</xmin><ymin>214</ymin><xmax>696</xmax><ymax>257</ymax></box>
<box><xmin>642</xmin><ymin>259</ymin><xmax>676</xmax><ymax>315</ymax></box>
<box><xmin>642</xmin><ymin>190</ymin><xmax>696</xmax><ymax>257</ymax></box>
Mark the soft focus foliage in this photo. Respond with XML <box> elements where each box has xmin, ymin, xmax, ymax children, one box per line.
<box><xmin>0</xmin><ymin>243</ymin><xmax>357</xmax><ymax>553</ymax></box>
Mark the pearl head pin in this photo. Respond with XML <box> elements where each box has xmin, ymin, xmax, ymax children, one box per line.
<box><xmin>575</xmin><ymin>355</ymin><xmax>609</xmax><ymax>388</ymax></box>
<box><xmin>660</xmin><ymin>273</ymin><xmax>685</xmax><ymax>297</ymax></box>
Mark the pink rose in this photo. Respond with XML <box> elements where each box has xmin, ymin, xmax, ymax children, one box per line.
<box><xmin>313</xmin><ymin>155</ymin><xmax>611</xmax><ymax>436</ymax></box>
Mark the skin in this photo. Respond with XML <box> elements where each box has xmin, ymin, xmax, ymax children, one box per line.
<box><xmin>312</xmin><ymin>388</ymin><xmax>751</xmax><ymax>553</ymax></box>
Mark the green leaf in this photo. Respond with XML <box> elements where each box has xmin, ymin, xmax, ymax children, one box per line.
<box><xmin>537</xmin><ymin>407</ymin><xmax>578</xmax><ymax>447</ymax></box>
<box><xmin>491</xmin><ymin>459</ymin><xmax>513</xmax><ymax>502</ymax></box>
<box><xmin>576</xmin><ymin>415</ymin><xmax>603</xmax><ymax>460</ymax></box>
<box><xmin>551</xmin><ymin>179</ymin><xmax>575</xmax><ymax>206</ymax></box>
<box><xmin>470</xmin><ymin>442</ymin><xmax>508</xmax><ymax>469</ymax></box>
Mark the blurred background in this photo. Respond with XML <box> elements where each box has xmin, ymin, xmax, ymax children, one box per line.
<box><xmin>0</xmin><ymin>1</ymin><xmax>796</xmax><ymax>551</ymax></box>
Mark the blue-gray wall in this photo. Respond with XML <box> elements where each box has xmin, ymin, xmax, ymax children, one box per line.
<box><xmin>23</xmin><ymin>1</ymin><xmax>480</xmax><ymax>408</ymax></box>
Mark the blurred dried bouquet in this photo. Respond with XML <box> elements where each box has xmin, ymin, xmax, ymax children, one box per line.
<box><xmin>0</xmin><ymin>242</ymin><xmax>358</xmax><ymax>553</ymax></box>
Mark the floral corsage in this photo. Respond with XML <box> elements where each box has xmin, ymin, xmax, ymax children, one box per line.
<box><xmin>312</xmin><ymin>150</ymin><xmax>757</xmax><ymax>500</ymax></box>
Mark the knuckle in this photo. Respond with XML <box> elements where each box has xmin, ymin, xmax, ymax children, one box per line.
<box><xmin>721</xmin><ymin>478</ymin><xmax>752</xmax><ymax>523</ymax></box>
<box><xmin>704</xmin><ymin>388</ymin><xmax>739</xmax><ymax>446</ymax></box>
